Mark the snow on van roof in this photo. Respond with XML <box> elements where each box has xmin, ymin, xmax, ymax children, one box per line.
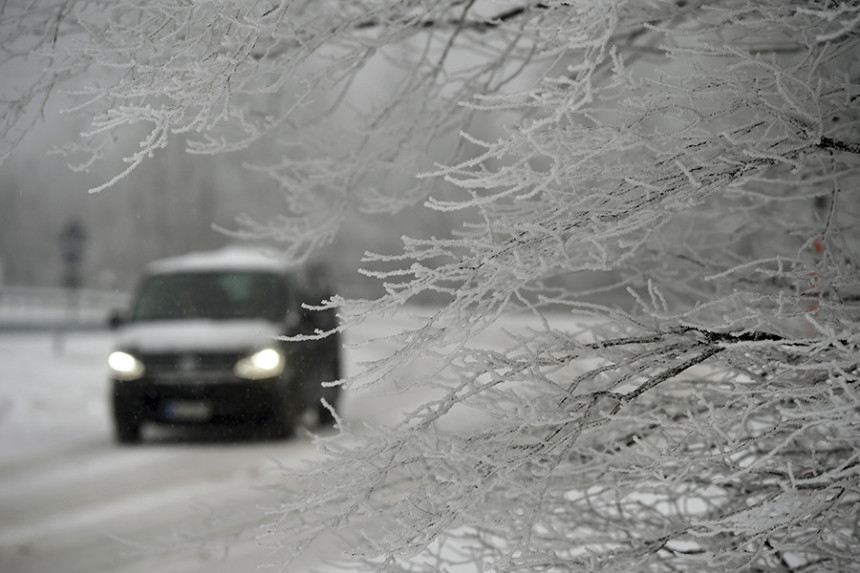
<box><xmin>146</xmin><ymin>245</ymin><xmax>289</xmax><ymax>274</ymax></box>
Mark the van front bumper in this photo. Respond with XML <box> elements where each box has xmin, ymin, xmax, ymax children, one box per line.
<box><xmin>111</xmin><ymin>376</ymin><xmax>294</xmax><ymax>425</ymax></box>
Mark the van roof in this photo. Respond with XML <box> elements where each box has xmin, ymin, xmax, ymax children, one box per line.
<box><xmin>146</xmin><ymin>246</ymin><xmax>289</xmax><ymax>274</ymax></box>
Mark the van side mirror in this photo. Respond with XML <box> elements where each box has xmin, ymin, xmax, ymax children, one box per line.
<box><xmin>302</xmin><ymin>304</ymin><xmax>338</xmax><ymax>331</ymax></box>
<box><xmin>108</xmin><ymin>310</ymin><xmax>126</xmax><ymax>330</ymax></box>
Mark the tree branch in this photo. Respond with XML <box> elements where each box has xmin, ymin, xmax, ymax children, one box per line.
<box><xmin>818</xmin><ymin>136</ymin><xmax>860</xmax><ymax>154</ymax></box>
<box><xmin>352</xmin><ymin>3</ymin><xmax>550</xmax><ymax>33</ymax></box>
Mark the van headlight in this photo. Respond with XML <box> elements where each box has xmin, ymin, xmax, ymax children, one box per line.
<box><xmin>234</xmin><ymin>347</ymin><xmax>285</xmax><ymax>380</ymax></box>
<box><xmin>108</xmin><ymin>351</ymin><xmax>146</xmax><ymax>380</ymax></box>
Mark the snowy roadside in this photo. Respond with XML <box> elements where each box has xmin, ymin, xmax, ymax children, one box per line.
<box><xmin>0</xmin><ymin>331</ymin><xmax>113</xmax><ymax>465</ymax></box>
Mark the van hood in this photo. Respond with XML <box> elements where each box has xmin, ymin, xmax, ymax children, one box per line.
<box><xmin>115</xmin><ymin>320</ymin><xmax>283</xmax><ymax>353</ymax></box>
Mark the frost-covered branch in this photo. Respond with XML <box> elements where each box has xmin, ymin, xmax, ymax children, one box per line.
<box><xmin>3</xmin><ymin>0</ymin><xmax>859</xmax><ymax>571</ymax></box>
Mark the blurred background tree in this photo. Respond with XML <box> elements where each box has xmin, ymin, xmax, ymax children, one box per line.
<box><xmin>2</xmin><ymin>1</ymin><xmax>859</xmax><ymax>571</ymax></box>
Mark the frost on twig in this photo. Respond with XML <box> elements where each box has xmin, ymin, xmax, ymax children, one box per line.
<box><xmin>3</xmin><ymin>0</ymin><xmax>859</xmax><ymax>571</ymax></box>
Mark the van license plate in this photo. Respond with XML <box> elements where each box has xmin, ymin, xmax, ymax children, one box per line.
<box><xmin>164</xmin><ymin>401</ymin><xmax>212</xmax><ymax>421</ymax></box>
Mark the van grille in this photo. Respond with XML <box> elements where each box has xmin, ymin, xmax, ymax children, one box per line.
<box><xmin>141</xmin><ymin>352</ymin><xmax>244</xmax><ymax>375</ymax></box>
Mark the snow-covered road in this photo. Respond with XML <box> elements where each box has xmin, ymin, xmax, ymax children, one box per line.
<box><xmin>0</xmin><ymin>310</ymin><xmax>450</xmax><ymax>573</ymax></box>
<box><xmin>0</xmin><ymin>330</ymin><xmax>334</xmax><ymax>572</ymax></box>
<box><xmin>0</xmin><ymin>311</ymin><xmax>578</xmax><ymax>572</ymax></box>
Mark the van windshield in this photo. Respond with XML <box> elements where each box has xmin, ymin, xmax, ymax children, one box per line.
<box><xmin>131</xmin><ymin>271</ymin><xmax>289</xmax><ymax>322</ymax></box>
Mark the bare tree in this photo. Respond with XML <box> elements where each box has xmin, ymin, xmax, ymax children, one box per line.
<box><xmin>3</xmin><ymin>1</ymin><xmax>859</xmax><ymax>571</ymax></box>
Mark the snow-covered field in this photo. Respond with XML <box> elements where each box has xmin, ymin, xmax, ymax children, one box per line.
<box><xmin>0</xmin><ymin>309</ymin><xmax>557</xmax><ymax>572</ymax></box>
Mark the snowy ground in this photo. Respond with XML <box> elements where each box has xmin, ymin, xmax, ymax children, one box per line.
<box><xmin>0</xmin><ymin>309</ymin><xmax>567</xmax><ymax>572</ymax></box>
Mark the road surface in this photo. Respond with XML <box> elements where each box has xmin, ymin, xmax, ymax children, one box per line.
<box><xmin>0</xmin><ymin>310</ymin><xmax>560</xmax><ymax>572</ymax></box>
<box><xmin>0</xmin><ymin>318</ymin><xmax>434</xmax><ymax>573</ymax></box>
